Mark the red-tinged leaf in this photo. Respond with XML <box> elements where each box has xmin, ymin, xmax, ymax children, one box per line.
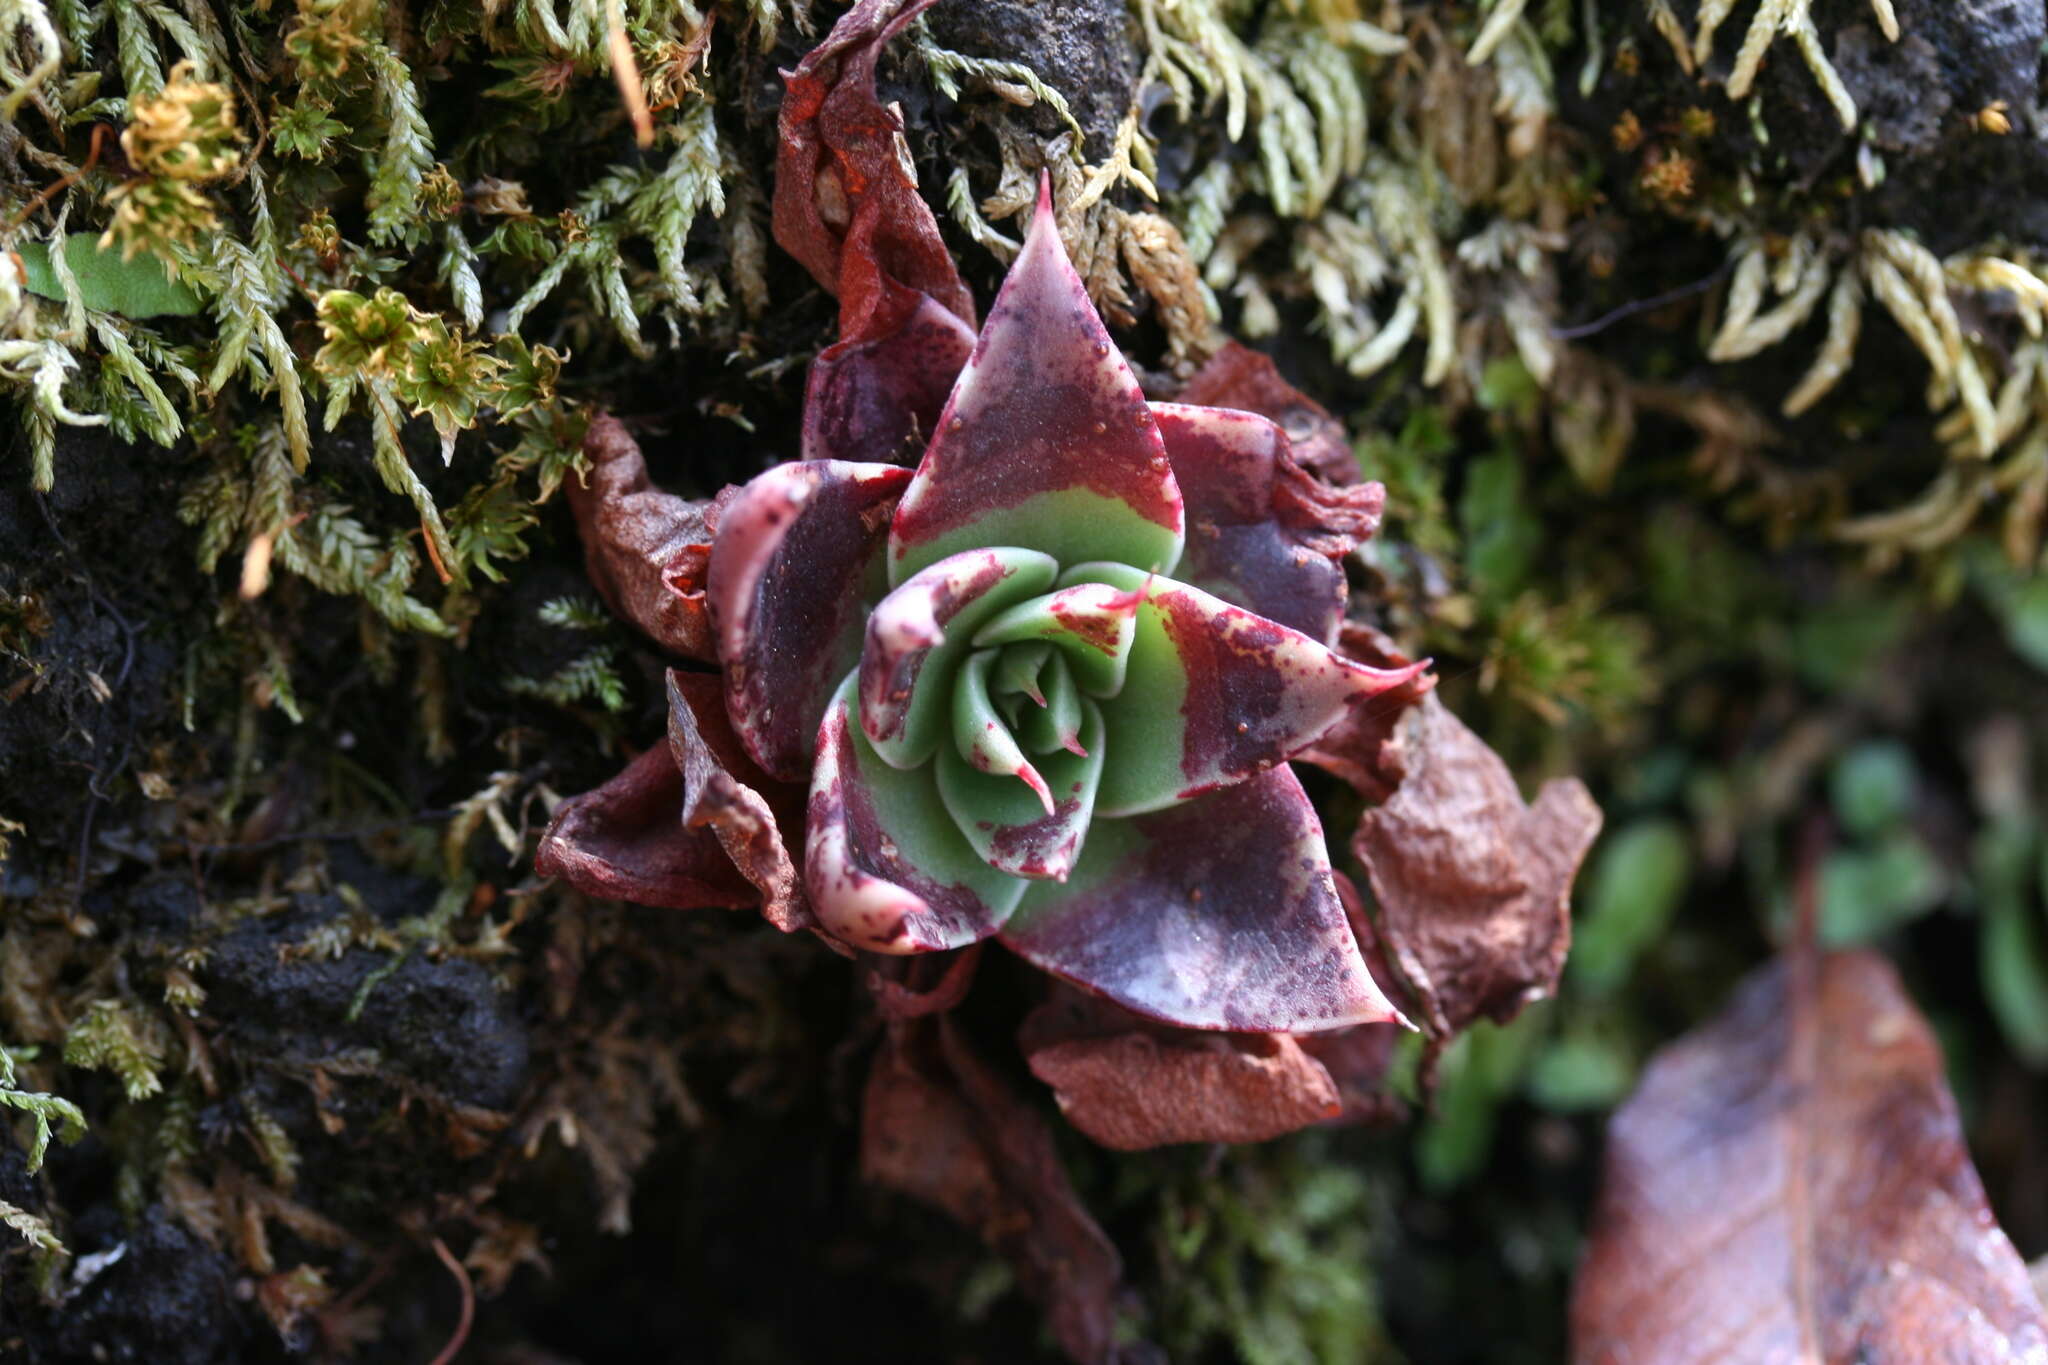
<box><xmin>706</xmin><ymin>459</ymin><xmax>911</xmax><ymax>781</ymax></box>
<box><xmin>806</xmin><ymin>680</ymin><xmax>1026</xmax><ymax>953</ymax></box>
<box><xmin>1152</xmin><ymin>401</ymin><xmax>1373</xmax><ymax>645</ymax></box>
<box><xmin>858</xmin><ymin>547</ymin><xmax>1058</xmax><ymax>768</ymax></box>
<box><xmin>1572</xmin><ymin>950</ymin><xmax>2048</xmax><ymax>1365</ymax></box>
<box><xmin>1296</xmin><ymin>624</ymin><xmax>1436</xmax><ymax>803</ymax></box>
<box><xmin>535</xmin><ymin>743</ymin><xmax>754</xmax><ymax>909</ymax></box>
<box><xmin>1080</xmin><ymin>568</ymin><xmax>1430</xmax><ymax>817</ymax></box>
<box><xmin>972</xmin><ymin>581</ymin><xmax>1144</xmax><ymax>698</ymax></box>
<box><xmin>887</xmin><ymin>180</ymin><xmax>1185</xmax><ymax>583</ymax></box>
<box><xmin>999</xmin><ymin>766</ymin><xmax>1403</xmax><ymax>1032</ymax></box>
<box><xmin>937</xmin><ymin>697</ymin><xmax>1105</xmax><ymax>881</ymax></box>
<box><xmin>1352</xmin><ymin>694</ymin><xmax>1602</xmax><ymax>1037</ymax></box>
<box><xmin>665</xmin><ymin>670</ymin><xmax>813</xmax><ymax>935</ymax></box>
<box><xmin>1177</xmin><ymin>341</ymin><xmax>1361</xmax><ymax>486</ymax></box>
<box><xmin>862</xmin><ymin>1013</ymin><xmax>1127</xmax><ymax>1365</ymax></box>
<box><xmin>804</xmin><ymin>287</ymin><xmax>978</xmax><ymax>466</ymax></box>
<box><xmin>565</xmin><ymin>414</ymin><xmax>728</xmax><ymax>662</ymax></box>
<box><xmin>1019</xmin><ymin>984</ymin><xmax>1345</xmax><ymax>1150</ymax></box>
<box><xmin>772</xmin><ymin>0</ymin><xmax>974</xmax><ymax>337</ymax></box>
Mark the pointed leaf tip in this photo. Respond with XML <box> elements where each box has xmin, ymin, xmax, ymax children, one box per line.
<box><xmin>887</xmin><ymin>180</ymin><xmax>1183</xmax><ymax>581</ymax></box>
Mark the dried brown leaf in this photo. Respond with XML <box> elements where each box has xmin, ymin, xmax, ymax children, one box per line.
<box><xmin>1019</xmin><ymin>984</ymin><xmax>1342</xmax><ymax>1150</ymax></box>
<box><xmin>1573</xmin><ymin>950</ymin><xmax>2048</xmax><ymax>1365</ymax></box>
<box><xmin>664</xmin><ymin>670</ymin><xmax>812</xmax><ymax>934</ymax></box>
<box><xmin>862</xmin><ymin>1015</ymin><xmax>1128</xmax><ymax>1364</ymax></box>
<box><xmin>534</xmin><ymin>742</ymin><xmax>755</xmax><ymax>911</ymax></box>
<box><xmin>565</xmin><ymin>414</ymin><xmax>727</xmax><ymax>662</ymax></box>
<box><xmin>1352</xmin><ymin>693</ymin><xmax>1601</xmax><ymax>1037</ymax></box>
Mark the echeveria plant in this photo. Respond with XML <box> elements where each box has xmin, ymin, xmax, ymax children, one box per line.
<box><xmin>687</xmin><ymin>183</ymin><xmax>1426</xmax><ymax>1033</ymax></box>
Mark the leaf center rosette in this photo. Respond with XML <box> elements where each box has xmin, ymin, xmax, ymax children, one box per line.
<box><xmin>698</xmin><ymin>185</ymin><xmax>1428</xmax><ymax>1033</ymax></box>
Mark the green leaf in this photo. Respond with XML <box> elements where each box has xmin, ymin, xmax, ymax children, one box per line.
<box><xmin>1527</xmin><ymin>1032</ymin><xmax>1636</xmax><ymax>1113</ymax></box>
<box><xmin>19</xmin><ymin>234</ymin><xmax>203</xmax><ymax>318</ymax></box>
<box><xmin>1570</xmin><ymin>819</ymin><xmax>1690</xmax><ymax>996</ymax></box>
<box><xmin>1818</xmin><ymin>832</ymin><xmax>1946</xmax><ymax>947</ymax></box>
<box><xmin>1829</xmin><ymin>741</ymin><xmax>1917</xmax><ymax>838</ymax></box>
<box><xmin>1458</xmin><ymin>451</ymin><xmax>1540</xmax><ymax>604</ymax></box>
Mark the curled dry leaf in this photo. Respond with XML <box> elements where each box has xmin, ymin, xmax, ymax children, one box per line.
<box><xmin>1297</xmin><ymin>624</ymin><xmax>1437</xmax><ymax>803</ymax></box>
<box><xmin>1572</xmin><ymin>950</ymin><xmax>2048</xmax><ymax>1365</ymax></box>
<box><xmin>1019</xmin><ymin>983</ymin><xmax>1343</xmax><ymax>1151</ymax></box>
<box><xmin>665</xmin><ymin>670</ymin><xmax>812</xmax><ymax>934</ymax></box>
<box><xmin>1350</xmin><ymin>693</ymin><xmax>1602</xmax><ymax>1038</ymax></box>
<box><xmin>862</xmin><ymin>1012</ymin><xmax>1128</xmax><ymax>1365</ymax></box>
<box><xmin>533</xmin><ymin>742</ymin><xmax>753</xmax><ymax>910</ymax></box>
<box><xmin>565</xmin><ymin>414</ymin><xmax>727</xmax><ymax>662</ymax></box>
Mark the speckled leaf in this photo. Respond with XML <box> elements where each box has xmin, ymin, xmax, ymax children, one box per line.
<box><xmin>1176</xmin><ymin>341</ymin><xmax>1361</xmax><ymax>486</ymax></box>
<box><xmin>1153</xmin><ymin>401</ymin><xmax>1370</xmax><ymax>645</ymax></box>
<box><xmin>707</xmin><ymin>459</ymin><xmax>911</xmax><ymax>782</ymax></box>
<box><xmin>887</xmin><ymin>180</ymin><xmax>1184</xmax><ymax>583</ymax></box>
<box><xmin>998</xmin><ymin>767</ymin><xmax>1402</xmax><ymax>1032</ymax></box>
<box><xmin>859</xmin><ymin>547</ymin><xmax>1058</xmax><ymax>768</ymax></box>
<box><xmin>807</xmin><ymin>678</ymin><xmax>1027</xmax><ymax>953</ymax></box>
<box><xmin>1078</xmin><ymin>570</ymin><xmax>1431</xmax><ymax>816</ymax></box>
<box><xmin>19</xmin><ymin>234</ymin><xmax>204</xmax><ymax>318</ymax></box>
<box><xmin>938</xmin><ymin>697</ymin><xmax>1105</xmax><ymax>881</ymax></box>
<box><xmin>971</xmin><ymin>582</ymin><xmax>1144</xmax><ymax>698</ymax></box>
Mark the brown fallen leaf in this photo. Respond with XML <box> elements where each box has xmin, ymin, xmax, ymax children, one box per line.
<box><xmin>1572</xmin><ymin>949</ymin><xmax>2048</xmax><ymax>1365</ymax></box>
<box><xmin>1018</xmin><ymin>983</ymin><xmax>1343</xmax><ymax>1150</ymax></box>
<box><xmin>863</xmin><ymin>1009</ymin><xmax>1131</xmax><ymax>1364</ymax></box>
<box><xmin>565</xmin><ymin>414</ymin><xmax>728</xmax><ymax>662</ymax></box>
<box><xmin>1350</xmin><ymin>693</ymin><xmax>1602</xmax><ymax>1038</ymax></box>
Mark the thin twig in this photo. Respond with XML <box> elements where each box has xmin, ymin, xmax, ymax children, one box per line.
<box><xmin>426</xmin><ymin>1236</ymin><xmax>475</xmax><ymax>1365</ymax></box>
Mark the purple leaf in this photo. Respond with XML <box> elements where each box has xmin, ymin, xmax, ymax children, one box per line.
<box><xmin>1153</xmin><ymin>401</ymin><xmax>1372</xmax><ymax>645</ymax></box>
<box><xmin>807</xmin><ymin>679</ymin><xmax>1027</xmax><ymax>952</ymax></box>
<box><xmin>999</xmin><ymin>766</ymin><xmax>1405</xmax><ymax>1032</ymax></box>
<box><xmin>535</xmin><ymin>743</ymin><xmax>755</xmax><ymax>909</ymax></box>
<box><xmin>1078</xmin><ymin>569</ymin><xmax>1431</xmax><ymax>816</ymax></box>
<box><xmin>887</xmin><ymin>179</ymin><xmax>1185</xmax><ymax>583</ymax></box>
<box><xmin>804</xmin><ymin>287</ymin><xmax>978</xmax><ymax>466</ymax></box>
<box><xmin>858</xmin><ymin>546</ymin><xmax>1058</xmax><ymax>769</ymax></box>
<box><xmin>707</xmin><ymin>459</ymin><xmax>911</xmax><ymax>782</ymax></box>
<box><xmin>666</xmin><ymin>670</ymin><xmax>813</xmax><ymax>935</ymax></box>
<box><xmin>1177</xmin><ymin>341</ymin><xmax>1362</xmax><ymax>487</ymax></box>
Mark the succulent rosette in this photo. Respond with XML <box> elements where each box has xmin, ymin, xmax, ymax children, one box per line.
<box><xmin>540</xmin><ymin>179</ymin><xmax>1431</xmax><ymax>1036</ymax></box>
<box><xmin>694</xmin><ymin>184</ymin><xmax>1428</xmax><ymax>1032</ymax></box>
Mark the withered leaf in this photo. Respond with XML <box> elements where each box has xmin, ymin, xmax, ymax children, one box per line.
<box><xmin>665</xmin><ymin>670</ymin><xmax>812</xmax><ymax>934</ymax></box>
<box><xmin>1297</xmin><ymin>625</ymin><xmax>1436</xmax><ymax>804</ymax></box>
<box><xmin>534</xmin><ymin>742</ymin><xmax>753</xmax><ymax>910</ymax></box>
<box><xmin>1351</xmin><ymin>693</ymin><xmax>1601</xmax><ymax>1037</ymax></box>
<box><xmin>1573</xmin><ymin>949</ymin><xmax>2048</xmax><ymax>1365</ymax></box>
<box><xmin>566</xmin><ymin>414</ymin><xmax>726</xmax><ymax>662</ymax></box>
<box><xmin>772</xmin><ymin>0</ymin><xmax>974</xmax><ymax>335</ymax></box>
<box><xmin>862</xmin><ymin>1015</ymin><xmax>1128</xmax><ymax>1365</ymax></box>
<box><xmin>1018</xmin><ymin>985</ymin><xmax>1343</xmax><ymax>1151</ymax></box>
